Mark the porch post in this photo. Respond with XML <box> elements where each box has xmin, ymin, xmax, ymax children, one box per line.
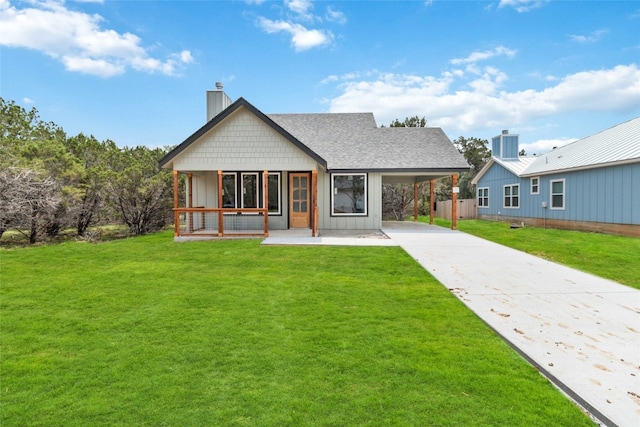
<box><xmin>173</xmin><ymin>170</ymin><xmax>179</xmax><ymax>237</ymax></box>
<box><xmin>413</xmin><ymin>182</ymin><xmax>419</xmax><ymax>222</ymax></box>
<box><xmin>452</xmin><ymin>174</ymin><xmax>458</xmax><ymax>230</ymax></box>
<box><xmin>311</xmin><ymin>170</ymin><xmax>318</xmax><ymax>237</ymax></box>
<box><xmin>188</xmin><ymin>173</ymin><xmax>193</xmax><ymax>232</ymax></box>
<box><xmin>429</xmin><ymin>179</ymin><xmax>435</xmax><ymax>225</ymax></box>
<box><xmin>217</xmin><ymin>170</ymin><xmax>223</xmax><ymax>237</ymax></box>
<box><xmin>263</xmin><ymin>170</ymin><xmax>269</xmax><ymax>237</ymax></box>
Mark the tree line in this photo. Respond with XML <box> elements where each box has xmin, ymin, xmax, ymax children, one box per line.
<box><xmin>0</xmin><ymin>98</ymin><xmax>174</xmax><ymax>244</ymax></box>
<box><xmin>382</xmin><ymin>116</ymin><xmax>491</xmax><ymax>220</ymax></box>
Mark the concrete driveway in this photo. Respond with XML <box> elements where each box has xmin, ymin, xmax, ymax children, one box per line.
<box><xmin>381</xmin><ymin>221</ymin><xmax>640</xmax><ymax>427</ymax></box>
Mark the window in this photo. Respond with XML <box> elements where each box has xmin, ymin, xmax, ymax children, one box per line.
<box><xmin>478</xmin><ymin>187</ymin><xmax>489</xmax><ymax>208</ymax></box>
<box><xmin>331</xmin><ymin>173</ymin><xmax>367</xmax><ymax>216</ymax></box>
<box><xmin>241</xmin><ymin>173</ymin><xmax>258</xmax><ymax>209</ymax></box>
<box><xmin>222</xmin><ymin>173</ymin><xmax>237</xmax><ymax>208</ymax></box>
<box><xmin>221</xmin><ymin>172</ymin><xmax>281</xmax><ymax>215</ymax></box>
<box><xmin>530</xmin><ymin>177</ymin><xmax>539</xmax><ymax>195</ymax></box>
<box><xmin>550</xmin><ymin>179</ymin><xmax>565</xmax><ymax>209</ymax></box>
<box><xmin>267</xmin><ymin>173</ymin><xmax>281</xmax><ymax>214</ymax></box>
<box><xmin>503</xmin><ymin>184</ymin><xmax>519</xmax><ymax>208</ymax></box>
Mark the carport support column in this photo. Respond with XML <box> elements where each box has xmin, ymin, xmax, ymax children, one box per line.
<box><xmin>413</xmin><ymin>182</ymin><xmax>418</xmax><ymax>222</ymax></box>
<box><xmin>429</xmin><ymin>179</ymin><xmax>435</xmax><ymax>225</ymax></box>
<box><xmin>452</xmin><ymin>174</ymin><xmax>458</xmax><ymax>230</ymax></box>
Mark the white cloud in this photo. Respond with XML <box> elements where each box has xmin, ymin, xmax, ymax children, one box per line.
<box><xmin>285</xmin><ymin>0</ymin><xmax>313</xmax><ymax>20</ymax></box>
<box><xmin>325</xmin><ymin>64</ymin><xmax>640</xmax><ymax>136</ymax></box>
<box><xmin>450</xmin><ymin>46</ymin><xmax>517</xmax><ymax>65</ymax></box>
<box><xmin>569</xmin><ymin>29</ymin><xmax>608</xmax><ymax>43</ymax></box>
<box><xmin>254</xmin><ymin>0</ymin><xmax>340</xmax><ymax>51</ymax></box>
<box><xmin>326</xmin><ymin>6</ymin><xmax>347</xmax><ymax>24</ymax></box>
<box><xmin>22</xmin><ymin>97</ymin><xmax>35</xmax><ymax>104</ymax></box>
<box><xmin>257</xmin><ymin>17</ymin><xmax>332</xmax><ymax>51</ymax></box>
<box><xmin>498</xmin><ymin>0</ymin><xmax>548</xmax><ymax>13</ymax></box>
<box><xmin>0</xmin><ymin>0</ymin><xmax>193</xmax><ymax>77</ymax></box>
<box><xmin>521</xmin><ymin>138</ymin><xmax>576</xmax><ymax>156</ymax></box>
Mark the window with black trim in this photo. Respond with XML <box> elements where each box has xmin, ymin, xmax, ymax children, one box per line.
<box><xmin>478</xmin><ymin>187</ymin><xmax>489</xmax><ymax>208</ymax></box>
<box><xmin>267</xmin><ymin>173</ymin><xmax>281</xmax><ymax>214</ymax></box>
<box><xmin>331</xmin><ymin>173</ymin><xmax>367</xmax><ymax>216</ymax></box>
<box><xmin>503</xmin><ymin>184</ymin><xmax>519</xmax><ymax>208</ymax></box>
<box><xmin>241</xmin><ymin>173</ymin><xmax>258</xmax><ymax>209</ymax></box>
<box><xmin>222</xmin><ymin>173</ymin><xmax>237</xmax><ymax>208</ymax></box>
<box><xmin>221</xmin><ymin>172</ymin><xmax>281</xmax><ymax>215</ymax></box>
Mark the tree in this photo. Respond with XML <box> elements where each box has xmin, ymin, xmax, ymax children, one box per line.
<box><xmin>0</xmin><ymin>168</ymin><xmax>61</xmax><ymax>243</ymax></box>
<box><xmin>388</xmin><ymin>115</ymin><xmax>427</xmax><ymax>128</ymax></box>
<box><xmin>0</xmin><ymin>98</ymin><xmax>67</xmax><ymax>242</ymax></box>
<box><xmin>451</xmin><ymin>136</ymin><xmax>491</xmax><ymax>200</ymax></box>
<box><xmin>64</xmin><ymin>134</ymin><xmax>116</xmax><ymax>236</ymax></box>
<box><xmin>106</xmin><ymin>146</ymin><xmax>173</xmax><ymax>235</ymax></box>
<box><xmin>453</xmin><ymin>136</ymin><xmax>491</xmax><ymax>174</ymax></box>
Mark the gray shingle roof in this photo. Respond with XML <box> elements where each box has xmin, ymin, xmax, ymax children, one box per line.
<box><xmin>160</xmin><ymin>97</ymin><xmax>470</xmax><ymax>173</ymax></box>
<box><xmin>268</xmin><ymin>113</ymin><xmax>469</xmax><ymax>171</ymax></box>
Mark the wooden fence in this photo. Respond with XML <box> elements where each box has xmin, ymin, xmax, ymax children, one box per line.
<box><xmin>434</xmin><ymin>199</ymin><xmax>477</xmax><ymax>220</ymax></box>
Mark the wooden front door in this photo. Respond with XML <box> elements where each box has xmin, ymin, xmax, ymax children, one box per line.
<box><xmin>289</xmin><ymin>173</ymin><xmax>310</xmax><ymax>228</ymax></box>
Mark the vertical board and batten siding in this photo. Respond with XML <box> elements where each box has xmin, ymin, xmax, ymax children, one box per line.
<box><xmin>491</xmin><ymin>135</ymin><xmax>519</xmax><ymax>159</ymax></box>
<box><xmin>172</xmin><ymin>108</ymin><xmax>318</xmax><ymax>172</ymax></box>
<box><xmin>477</xmin><ymin>162</ymin><xmax>640</xmax><ymax>225</ymax></box>
<box><xmin>317</xmin><ymin>171</ymin><xmax>383</xmax><ymax>230</ymax></box>
<box><xmin>545</xmin><ymin>163</ymin><xmax>640</xmax><ymax>225</ymax></box>
<box><xmin>476</xmin><ymin>163</ymin><xmax>531</xmax><ymax>218</ymax></box>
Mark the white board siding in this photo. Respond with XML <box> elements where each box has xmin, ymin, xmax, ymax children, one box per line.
<box><xmin>317</xmin><ymin>171</ymin><xmax>382</xmax><ymax>230</ymax></box>
<box><xmin>173</xmin><ymin>108</ymin><xmax>318</xmax><ymax>172</ymax></box>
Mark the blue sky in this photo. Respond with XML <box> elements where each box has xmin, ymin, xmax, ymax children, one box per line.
<box><xmin>1</xmin><ymin>0</ymin><xmax>639</xmax><ymax>155</ymax></box>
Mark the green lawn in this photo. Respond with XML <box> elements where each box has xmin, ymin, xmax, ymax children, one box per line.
<box><xmin>1</xmin><ymin>232</ymin><xmax>594</xmax><ymax>426</ymax></box>
<box><xmin>419</xmin><ymin>217</ymin><xmax>640</xmax><ymax>288</ymax></box>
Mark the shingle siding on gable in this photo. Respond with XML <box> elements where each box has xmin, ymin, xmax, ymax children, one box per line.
<box><xmin>173</xmin><ymin>109</ymin><xmax>318</xmax><ymax>171</ymax></box>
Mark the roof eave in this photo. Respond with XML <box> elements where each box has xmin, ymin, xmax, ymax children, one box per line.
<box><xmin>328</xmin><ymin>166</ymin><xmax>471</xmax><ymax>174</ymax></box>
<box><xmin>521</xmin><ymin>157</ymin><xmax>640</xmax><ymax>177</ymax></box>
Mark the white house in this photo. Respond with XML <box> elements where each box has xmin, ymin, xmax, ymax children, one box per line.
<box><xmin>159</xmin><ymin>87</ymin><xmax>470</xmax><ymax>238</ymax></box>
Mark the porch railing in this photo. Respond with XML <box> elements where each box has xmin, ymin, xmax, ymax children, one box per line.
<box><xmin>173</xmin><ymin>207</ymin><xmax>269</xmax><ymax>238</ymax></box>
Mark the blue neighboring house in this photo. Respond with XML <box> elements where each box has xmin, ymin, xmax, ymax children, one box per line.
<box><xmin>471</xmin><ymin>117</ymin><xmax>640</xmax><ymax>237</ymax></box>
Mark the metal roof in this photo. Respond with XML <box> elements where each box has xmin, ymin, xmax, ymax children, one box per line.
<box><xmin>522</xmin><ymin>116</ymin><xmax>640</xmax><ymax>176</ymax></box>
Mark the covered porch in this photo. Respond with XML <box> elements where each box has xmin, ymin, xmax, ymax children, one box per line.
<box><xmin>171</xmin><ymin>169</ymin><xmax>320</xmax><ymax>239</ymax></box>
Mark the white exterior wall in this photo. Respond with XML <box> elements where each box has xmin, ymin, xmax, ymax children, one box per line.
<box><xmin>173</xmin><ymin>108</ymin><xmax>318</xmax><ymax>172</ymax></box>
<box><xmin>174</xmin><ymin>107</ymin><xmax>386</xmax><ymax>231</ymax></box>
<box><xmin>317</xmin><ymin>171</ymin><xmax>383</xmax><ymax>230</ymax></box>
